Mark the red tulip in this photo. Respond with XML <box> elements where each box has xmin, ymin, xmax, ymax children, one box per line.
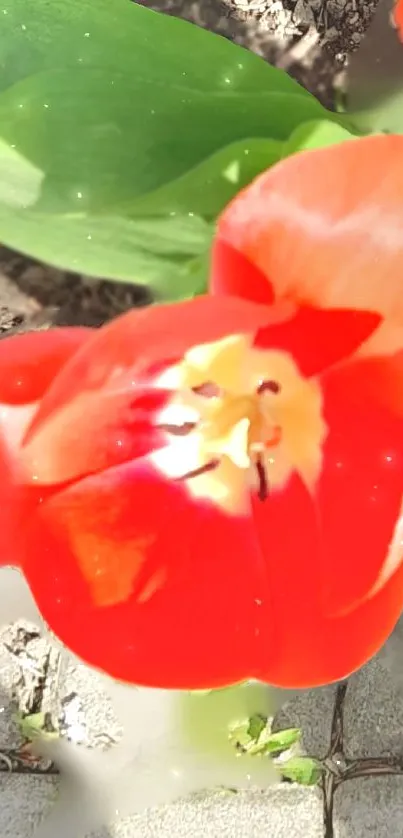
<box><xmin>211</xmin><ymin>135</ymin><xmax>403</xmax><ymax>353</ymax></box>
<box><xmin>0</xmin><ymin>327</ymin><xmax>93</xmax><ymax>565</ymax></box>
<box><xmin>0</xmin><ymin>284</ymin><xmax>402</xmax><ymax>690</ymax></box>
<box><xmin>393</xmin><ymin>0</ymin><xmax>403</xmax><ymax>41</ymax></box>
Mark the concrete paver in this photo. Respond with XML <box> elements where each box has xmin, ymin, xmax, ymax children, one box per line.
<box><xmin>344</xmin><ymin>623</ymin><xmax>403</xmax><ymax>759</ymax></box>
<box><xmin>107</xmin><ymin>786</ymin><xmax>324</xmax><ymax>838</ymax></box>
<box><xmin>0</xmin><ymin>776</ymin><xmax>323</xmax><ymax>838</ymax></box>
<box><xmin>0</xmin><ymin>649</ymin><xmax>23</xmax><ymax>750</ymax></box>
<box><xmin>0</xmin><ymin>776</ymin><xmax>57</xmax><ymax>838</ymax></box>
<box><xmin>333</xmin><ymin>777</ymin><xmax>403</xmax><ymax>838</ymax></box>
<box><xmin>274</xmin><ymin>684</ymin><xmax>336</xmax><ymax>758</ymax></box>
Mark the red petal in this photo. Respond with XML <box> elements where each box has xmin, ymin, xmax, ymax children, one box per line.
<box><xmin>251</xmin><ymin>474</ymin><xmax>324</xmax><ymax>684</ymax></box>
<box><xmin>212</xmin><ymin>136</ymin><xmax>403</xmax><ymax>324</ymax></box>
<box><xmin>22</xmin><ymin>383</ymin><xmax>170</xmax><ymax>486</ymax></box>
<box><xmin>394</xmin><ymin>0</ymin><xmax>403</xmax><ymax>42</ymax></box>
<box><xmin>0</xmin><ymin>435</ymin><xmax>20</xmax><ymax>566</ymax></box>
<box><xmin>0</xmin><ymin>328</ymin><xmax>92</xmax><ymax>405</ymax></box>
<box><xmin>255</xmin><ymin>306</ymin><xmax>381</xmax><ymax>377</ymax></box>
<box><xmin>19</xmin><ymin>462</ymin><xmax>272</xmax><ymax>688</ymax></box>
<box><xmin>211</xmin><ymin>239</ymin><xmax>274</xmax><ymax>305</ymax></box>
<box><xmin>317</xmin><ymin>355</ymin><xmax>403</xmax><ymax>616</ymax></box>
<box><xmin>0</xmin><ymin>328</ymin><xmax>91</xmax><ymax>568</ymax></box>
<box><xmin>21</xmin><ymin>297</ymin><xmax>278</xmax><ymax>485</ymax></box>
<box><xmin>251</xmin><ymin>473</ymin><xmax>403</xmax><ymax>687</ymax></box>
<box><xmin>326</xmin><ymin>350</ymin><xmax>403</xmax><ymax>417</ymax></box>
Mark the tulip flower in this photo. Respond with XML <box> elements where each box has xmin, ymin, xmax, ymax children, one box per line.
<box><xmin>211</xmin><ymin>134</ymin><xmax>403</xmax><ymax>354</ymax></box>
<box><xmin>0</xmin><ymin>267</ymin><xmax>402</xmax><ymax>690</ymax></box>
<box><xmin>393</xmin><ymin>0</ymin><xmax>403</xmax><ymax>41</ymax></box>
<box><xmin>0</xmin><ymin>327</ymin><xmax>92</xmax><ymax>563</ymax></box>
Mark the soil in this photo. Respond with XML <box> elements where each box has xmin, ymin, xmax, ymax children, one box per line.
<box><xmin>0</xmin><ymin>0</ymin><xmax>379</xmax><ymax>331</ymax></box>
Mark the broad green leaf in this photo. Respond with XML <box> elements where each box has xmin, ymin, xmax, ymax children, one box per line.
<box><xmin>283</xmin><ymin>120</ymin><xmax>359</xmax><ymax>158</ymax></box>
<box><xmin>0</xmin><ymin>0</ymin><xmax>313</xmax><ymax>99</ymax></box>
<box><xmin>351</xmin><ymin>91</ymin><xmax>403</xmax><ymax>135</ymax></box>
<box><xmin>0</xmin><ymin>77</ymin><xmax>331</xmax><ymax>214</ymax></box>
<box><xmin>0</xmin><ymin>205</ymin><xmax>213</xmax><ymax>297</ymax></box>
<box><xmin>180</xmin><ymin>251</ymin><xmax>213</xmax><ymax>300</ymax></box>
<box><xmin>122</xmin><ymin>138</ymin><xmax>283</xmax><ymax>219</ymax></box>
<box><xmin>0</xmin><ymin>0</ymin><xmax>342</xmax><ymax>297</ymax></box>
<box><xmin>280</xmin><ymin>756</ymin><xmax>322</xmax><ymax>786</ymax></box>
<box><xmin>0</xmin><ymin>0</ymin><xmax>328</xmax><ymax>213</ymax></box>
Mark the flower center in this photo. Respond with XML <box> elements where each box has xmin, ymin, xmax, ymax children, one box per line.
<box><xmin>153</xmin><ymin>334</ymin><xmax>327</xmax><ymax>514</ymax></box>
<box><xmin>190</xmin><ymin>384</ymin><xmax>283</xmax><ymax>501</ymax></box>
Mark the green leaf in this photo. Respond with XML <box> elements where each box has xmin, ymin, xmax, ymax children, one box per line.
<box><xmin>280</xmin><ymin>756</ymin><xmax>322</xmax><ymax>786</ymax></box>
<box><xmin>0</xmin><ymin>0</ymin><xmax>341</xmax><ymax>297</ymax></box>
<box><xmin>228</xmin><ymin>715</ymin><xmax>301</xmax><ymax>758</ymax></box>
<box><xmin>15</xmin><ymin>711</ymin><xmax>59</xmax><ymax>742</ymax></box>
<box><xmin>228</xmin><ymin>719</ymin><xmax>254</xmax><ymax>750</ymax></box>
<box><xmin>0</xmin><ymin>205</ymin><xmax>214</xmax><ymax>297</ymax></box>
<box><xmin>246</xmin><ymin>726</ymin><xmax>301</xmax><ymax>757</ymax></box>
<box><xmin>0</xmin><ymin>0</ymin><xmax>312</xmax><ymax>99</ymax></box>
<box><xmin>179</xmin><ymin>251</ymin><xmax>212</xmax><ymax>300</ymax></box>
<box><xmin>261</xmin><ymin>727</ymin><xmax>301</xmax><ymax>753</ymax></box>
<box><xmin>121</xmin><ymin>138</ymin><xmax>283</xmax><ymax>219</ymax></box>
<box><xmin>0</xmin><ymin>0</ymin><xmax>328</xmax><ymax>214</ymax></box>
<box><xmin>247</xmin><ymin>713</ymin><xmax>268</xmax><ymax>742</ymax></box>
<box><xmin>0</xmin><ymin>76</ymin><xmax>331</xmax><ymax>215</ymax></box>
<box><xmin>283</xmin><ymin>120</ymin><xmax>359</xmax><ymax>157</ymax></box>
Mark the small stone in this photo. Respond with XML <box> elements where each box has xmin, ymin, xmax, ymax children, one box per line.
<box><xmin>293</xmin><ymin>0</ymin><xmax>315</xmax><ymax>25</ymax></box>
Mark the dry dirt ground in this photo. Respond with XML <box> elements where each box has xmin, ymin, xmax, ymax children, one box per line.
<box><xmin>0</xmin><ymin>0</ymin><xmax>378</xmax><ymax>332</ymax></box>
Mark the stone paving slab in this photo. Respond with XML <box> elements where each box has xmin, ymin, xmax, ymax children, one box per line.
<box><xmin>274</xmin><ymin>684</ymin><xmax>336</xmax><ymax>759</ymax></box>
<box><xmin>343</xmin><ymin>620</ymin><xmax>403</xmax><ymax>761</ymax></box>
<box><xmin>112</xmin><ymin>786</ymin><xmax>323</xmax><ymax>838</ymax></box>
<box><xmin>343</xmin><ymin>655</ymin><xmax>403</xmax><ymax>759</ymax></box>
<box><xmin>60</xmin><ymin>660</ymin><xmax>122</xmax><ymax>748</ymax></box>
<box><xmin>0</xmin><ymin>776</ymin><xmax>57</xmax><ymax>837</ymax></box>
<box><xmin>0</xmin><ymin>776</ymin><xmax>323</xmax><ymax>838</ymax></box>
<box><xmin>333</xmin><ymin>777</ymin><xmax>403</xmax><ymax>838</ymax></box>
<box><xmin>0</xmin><ymin>647</ymin><xmax>24</xmax><ymax>749</ymax></box>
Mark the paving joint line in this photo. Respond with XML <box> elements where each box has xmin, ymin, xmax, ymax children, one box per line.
<box><xmin>320</xmin><ymin>680</ymin><xmax>403</xmax><ymax>838</ymax></box>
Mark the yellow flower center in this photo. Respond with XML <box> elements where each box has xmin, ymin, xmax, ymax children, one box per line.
<box><xmin>151</xmin><ymin>334</ymin><xmax>328</xmax><ymax>514</ymax></box>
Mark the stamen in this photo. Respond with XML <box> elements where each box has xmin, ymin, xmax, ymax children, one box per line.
<box><xmin>158</xmin><ymin>422</ymin><xmax>196</xmax><ymax>436</ymax></box>
<box><xmin>255</xmin><ymin>458</ymin><xmax>269</xmax><ymax>501</ymax></box>
<box><xmin>257</xmin><ymin>380</ymin><xmax>281</xmax><ymax>395</ymax></box>
<box><xmin>178</xmin><ymin>459</ymin><xmax>220</xmax><ymax>482</ymax></box>
<box><xmin>192</xmin><ymin>382</ymin><xmax>221</xmax><ymax>398</ymax></box>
